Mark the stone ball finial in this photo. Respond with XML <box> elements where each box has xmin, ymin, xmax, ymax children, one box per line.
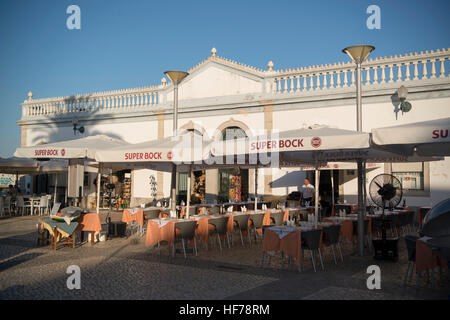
<box><xmin>267</xmin><ymin>61</ymin><xmax>274</xmax><ymax>71</ymax></box>
<box><xmin>211</xmin><ymin>47</ymin><xmax>217</xmax><ymax>57</ymax></box>
<box><xmin>27</xmin><ymin>91</ymin><xmax>33</xmax><ymax>100</ymax></box>
<box><xmin>161</xmin><ymin>78</ymin><xmax>167</xmax><ymax>85</ymax></box>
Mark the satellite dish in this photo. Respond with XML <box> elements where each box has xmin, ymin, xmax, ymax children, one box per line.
<box><xmin>369</xmin><ymin>174</ymin><xmax>403</xmax><ymax>210</ymax></box>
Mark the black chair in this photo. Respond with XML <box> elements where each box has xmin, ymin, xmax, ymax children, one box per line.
<box><xmin>233</xmin><ymin>214</ymin><xmax>251</xmax><ymax>246</ymax></box>
<box><xmin>270</xmin><ymin>211</ymin><xmax>284</xmax><ymax>226</ymax></box>
<box><xmin>144</xmin><ymin>208</ymin><xmax>160</xmax><ymax>220</ymax></box>
<box><xmin>371</xmin><ymin>216</ymin><xmax>384</xmax><ymax>239</ymax></box>
<box><xmin>322</xmin><ymin>225</ymin><xmax>343</xmax><ymax>264</ymax></box>
<box><xmin>301</xmin><ymin>229</ymin><xmax>323</xmax><ymax>272</ymax></box>
<box><xmin>174</xmin><ymin>221</ymin><xmax>198</xmax><ymax>259</ymax></box>
<box><xmin>403</xmin><ymin>235</ymin><xmax>418</xmax><ymax>287</ymax></box>
<box><xmin>249</xmin><ymin>213</ymin><xmax>265</xmax><ymax>240</ymax></box>
<box><xmin>208</xmin><ymin>216</ymin><xmax>230</xmax><ymax>251</ymax></box>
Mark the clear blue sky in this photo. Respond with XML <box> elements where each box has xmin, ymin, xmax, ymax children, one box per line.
<box><xmin>0</xmin><ymin>0</ymin><xmax>449</xmax><ymax>157</ymax></box>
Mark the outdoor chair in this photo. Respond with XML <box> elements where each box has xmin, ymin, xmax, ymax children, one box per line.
<box><xmin>16</xmin><ymin>196</ymin><xmax>32</xmax><ymax>216</ymax></box>
<box><xmin>174</xmin><ymin>221</ymin><xmax>198</xmax><ymax>259</ymax></box>
<box><xmin>208</xmin><ymin>216</ymin><xmax>230</xmax><ymax>251</ymax></box>
<box><xmin>0</xmin><ymin>197</ymin><xmax>12</xmax><ymax>216</ymax></box>
<box><xmin>144</xmin><ymin>208</ymin><xmax>160</xmax><ymax>220</ymax></box>
<box><xmin>322</xmin><ymin>224</ymin><xmax>343</xmax><ymax>264</ymax></box>
<box><xmin>403</xmin><ymin>235</ymin><xmax>418</xmax><ymax>287</ymax></box>
<box><xmin>233</xmin><ymin>214</ymin><xmax>251</xmax><ymax>247</ymax></box>
<box><xmin>270</xmin><ymin>211</ymin><xmax>284</xmax><ymax>226</ymax></box>
<box><xmin>301</xmin><ymin>229</ymin><xmax>324</xmax><ymax>272</ymax></box>
<box><xmin>249</xmin><ymin>213</ymin><xmax>265</xmax><ymax>240</ymax></box>
<box><xmin>38</xmin><ymin>195</ymin><xmax>49</xmax><ymax>216</ymax></box>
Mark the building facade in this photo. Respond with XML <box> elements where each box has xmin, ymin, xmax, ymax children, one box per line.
<box><xmin>17</xmin><ymin>48</ymin><xmax>450</xmax><ymax>208</ymax></box>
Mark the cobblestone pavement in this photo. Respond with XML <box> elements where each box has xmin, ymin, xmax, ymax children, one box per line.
<box><xmin>0</xmin><ymin>214</ymin><xmax>448</xmax><ymax>300</ymax></box>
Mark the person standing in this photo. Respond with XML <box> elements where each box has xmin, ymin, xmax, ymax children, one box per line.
<box><xmin>301</xmin><ymin>178</ymin><xmax>315</xmax><ymax>206</ymax></box>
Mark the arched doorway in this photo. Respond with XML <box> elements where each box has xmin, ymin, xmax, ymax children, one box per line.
<box><xmin>218</xmin><ymin>126</ymin><xmax>249</xmax><ymax>203</ymax></box>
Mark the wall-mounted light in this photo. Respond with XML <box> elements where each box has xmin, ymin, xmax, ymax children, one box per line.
<box><xmin>397</xmin><ymin>85</ymin><xmax>412</xmax><ymax>113</ymax></box>
<box><xmin>72</xmin><ymin>119</ymin><xmax>85</xmax><ymax>135</ymax></box>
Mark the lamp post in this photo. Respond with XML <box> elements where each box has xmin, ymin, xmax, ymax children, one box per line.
<box><xmin>342</xmin><ymin>45</ymin><xmax>375</xmax><ymax>256</ymax></box>
<box><xmin>164</xmin><ymin>70</ymin><xmax>189</xmax><ymax>215</ymax></box>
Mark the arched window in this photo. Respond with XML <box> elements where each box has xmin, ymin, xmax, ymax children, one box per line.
<box><xmin>221</xmin><ymin>126</ymin><xmax>247</xmax><ymax>141</ymax></box>
<box><xmin>184</xmin><ymin>128</ymin><xmax>203</xmax><ymax>136</ymax></box>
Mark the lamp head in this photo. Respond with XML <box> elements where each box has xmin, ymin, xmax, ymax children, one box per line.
<box><xmin>164</xmin><ymin>71</ymin><xmax>189</xmax><ymax>84</ymax></box>
<box><xmin>342</xmin><ymin>45</ymin><xmax>375</xmax><ymax>64</ymax></box>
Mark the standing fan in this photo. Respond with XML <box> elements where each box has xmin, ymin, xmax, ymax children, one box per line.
<box><xmin>369</xmin><ymin>174</ymin><xmax>403</xmax><ymax>261</ymax></box>
<box><xmin>369</xmin><ymin>174</ymin><xmax>403</xmax><ymax>211</ymax></box>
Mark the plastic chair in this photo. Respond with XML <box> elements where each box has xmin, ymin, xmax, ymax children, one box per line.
<box><xmin>16</xmin><ymin>196</ymin><xmax>32</xmax><ymax>216</ymax></box>
<box><xmin>233</xmin><ymin>214</ymin><xmax>251</xmax><ymax>246</ymax></box>
<box><xmin>208</xmin><ymin>216</ymin><xmax>230</xmax><ymax>251</ymax></box>
<box><xmin>38</xmin><ymin>195</ymin><xmax>49</xmax><ymax>216</ymax></box>
<box><xmin>174</xmin><ymin>221</ymin><xmax>198</xmax><ymax>259</ymax></box>
<box><xmin>144</xmin><ymin>208</ymin><xmax>160</xmax><ymax>220</ymax></box>
<box><xmin>270</xmin><ymin>211</ymin><xmax>284</xmax><ymax>226</ymax></box>
<box><xmin>249</xmin><ymin>213</ymin><xmax>265</xmax><ymax>240</ymax></box>
<box><xmin>322</xmin><ymin>224</ymin><xmax>343</xmax><ymax>264</ymax></box>
<box><xmin>301</xmin><ymin>229</ymin><xmax>324</xmax><ymax>272</ymax></box>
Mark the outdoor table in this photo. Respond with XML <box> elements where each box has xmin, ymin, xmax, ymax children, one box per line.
<box><xmin>323</xmin><ymin>217</ymin><xmax>354</xmax><ymax>242</ymax></box>
<box><xmin>76</xmin><ymin>213</ymin><xmax>102</xmax><ymax>245</ymax></box>
<box><xmin>262</xmin><ymin>224</ymin><xmax>322</xmax><ymax>271</ymax></box>
<box><xmin>39</xmin><ymin>218</ymin><xmax>79</xmax><ymax>250</ymax></box>
<box><xmin>145</xmin><ymin>218</ymin><xmax>192</xmax><ymax>247</ymax></box>
<box><xmin>416</xmin><ymin>236</ymin><xmax>448</xmax><ymax>276</ymax></box>
<box><xmin>122</xmin><ymin>208</ymin><xmax>144</xmax><ymax>227</ymax></box>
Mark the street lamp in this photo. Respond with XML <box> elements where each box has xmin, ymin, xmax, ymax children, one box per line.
<box><xmin>163</xmin><ymin>70</ymin><xmax>189</xmax><ymax>215</ymax></box>
<box><xmin>397</xmin><ymin>85</ymin><xmax>412</xmax><ymax>113</ymax></box>
<box><xmin>164</xmin><ymin>71</ymin><xmax>189</xmax><ymax>136</ymax></box>
<box><xmin>342</xmin><ymin>45</ymin><xmax>375</xmax><ymax>256</ymax></box>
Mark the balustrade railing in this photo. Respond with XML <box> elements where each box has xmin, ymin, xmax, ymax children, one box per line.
<box><xmin>268</xmin><ymin>49</ymin><xmax>449</xmax><ymax>94</ymax></box>
<box><xmin>22</xmin><ymin>86</ymin><xmax>161</xmax><ymax>118</ymax></box>
<box><xmin>21</xmin><ymin>49</ymin><xmax>449</xmax><ymax>119</ymax></box>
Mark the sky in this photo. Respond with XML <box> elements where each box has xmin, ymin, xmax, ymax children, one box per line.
<box><xmin>0</xmin><ymin>0</ymin><xmax>449</xmax><ymax>157</ymax></box>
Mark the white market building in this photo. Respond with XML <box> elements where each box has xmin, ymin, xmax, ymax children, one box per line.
<box><xmin>17</xmin><ymin>48</ymin><xmax>450</xmax><ymax>208</ymax></box>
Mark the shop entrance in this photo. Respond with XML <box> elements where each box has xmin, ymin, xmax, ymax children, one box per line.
<box><xmin>218</xmin><ymin>168</ymin><xmax>248</xmax><ymax>203</ymax></box>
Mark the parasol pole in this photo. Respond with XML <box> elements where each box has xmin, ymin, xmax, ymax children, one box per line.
<box><xmin>186</xmin><ymin>165</ymin><xmax>192</xmax><ymax>219</ymax></box>
<box><xmin>314</xmin><ymin>164</ymin><xmax>320</xmax><ymax>228</ymax></box>
<box><xmin>54</xmin><ymin>173</ymin><xmax>58</xmax><ymax>204</ymax></box>
<box><xmin>96</xmin><ymin>163</ymin><xmax>102</xmax><ymax>214</ymax></box>
<box><xmin>254</xmin><ymin>167</ymin><xmax>258</xmax><ymax>212</ymax></box>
